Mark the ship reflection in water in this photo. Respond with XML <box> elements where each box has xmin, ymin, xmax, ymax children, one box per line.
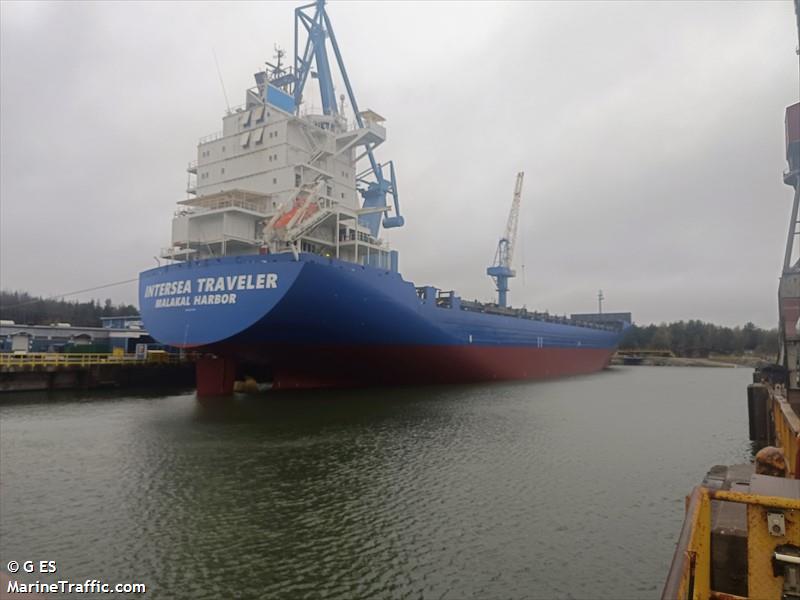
<box><xmin>0</xmin><ymin>366</ymin><xmax>752</xmax><ymax>599</ymax></box>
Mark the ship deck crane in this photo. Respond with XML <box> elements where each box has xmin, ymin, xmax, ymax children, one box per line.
<box><xmin>286</xmin><ymin>0</ymin><xmax>404</xmax><ymax>236</ymax></box>
<box><xmin>487</xmin><ymin>172</ymin><xmax>525</xmax><ymax>307</ymax></box>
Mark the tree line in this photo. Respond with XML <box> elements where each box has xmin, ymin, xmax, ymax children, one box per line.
<box><xmin>620</xmin><ymin>320</ymin><xmax>778</xmax><ymax>358</ymax></box>
<box><xmin>0</xmin><ymin>290</ymin><xmax>138</xmax><ymax>328</ymax></box>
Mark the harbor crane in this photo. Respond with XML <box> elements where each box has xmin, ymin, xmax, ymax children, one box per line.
<box><xmin>487</xmin><ymin>172</ymin><xmax>525</xmax><ymax>307</ymax></box>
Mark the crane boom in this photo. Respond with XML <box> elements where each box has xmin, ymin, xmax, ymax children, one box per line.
<box><xmin>487</xmin><ymin>172</ymin><xmax>525</xmax><ymax>307</ymax></box>
<box><xmin>504</xmin><ymin>172</ymin><xmax>524</xmax><ymax>268</ymax></box>
<box><xmin>290</xmin><ymin>0</ymin><xmax>404</xmax><ymax>237</ymax></box>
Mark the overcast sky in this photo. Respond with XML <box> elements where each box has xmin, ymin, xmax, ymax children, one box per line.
<box><xmin>1</xmin><ymin>1</ymin><xmax>798</xmax><ymax>327</ymax></box>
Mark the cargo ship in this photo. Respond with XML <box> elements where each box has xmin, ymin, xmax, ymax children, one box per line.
<box><xmin>138</xmin><ymin>0</ymin><xmax>628</xmax><ymax>394</ymax></box>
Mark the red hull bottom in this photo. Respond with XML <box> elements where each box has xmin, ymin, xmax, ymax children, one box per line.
<box><xmin>196</xmin><ymin>344</ymin><xmax>616</xmax><ymax>394</ymax></box>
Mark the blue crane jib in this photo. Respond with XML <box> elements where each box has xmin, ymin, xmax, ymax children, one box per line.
<box><xmin>488</xmin><ymin>172</ymin><xmax>525</xmax><ymax>308</ymax></box>
<box><xmin>259</xmin><ymin>0</ymin><xmax>404</xmax><ymax>237</ymax></box>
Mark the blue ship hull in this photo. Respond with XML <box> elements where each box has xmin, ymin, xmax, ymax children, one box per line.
<box><xmin>139</xmin><ymin>253</ymin><xmax>624</xmax><ymax>390</ymax></box>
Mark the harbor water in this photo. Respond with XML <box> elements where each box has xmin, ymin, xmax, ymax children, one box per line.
<box><xmin>0</xmin><ymin>366</ymin><xmax>753</xmax><ymax>599</ymax></box>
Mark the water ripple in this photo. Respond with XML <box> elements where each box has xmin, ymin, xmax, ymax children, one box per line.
<box><xmin>0</xmin><ymin>367</ymin><xmax>753</xmax><ymax>599</ymax></box>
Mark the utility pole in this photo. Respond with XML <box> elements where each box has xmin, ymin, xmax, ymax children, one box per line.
<box><xmin>598</xmin><ymin>289</ymin><xmax>604</xmax><ymax>315</ymax></box>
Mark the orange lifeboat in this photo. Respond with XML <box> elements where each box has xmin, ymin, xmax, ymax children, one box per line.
<box><xmin>273</xmin><ymin>196</ymin><xmax>319</xmax><ymax>229</ymax></box>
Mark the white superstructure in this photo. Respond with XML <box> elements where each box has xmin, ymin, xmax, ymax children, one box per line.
<box><xmin>162</xmin><ymin>40</ymin><xmax>398</xmax><ymax>271</ymax></box>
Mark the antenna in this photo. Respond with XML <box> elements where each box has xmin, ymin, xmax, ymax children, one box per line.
<box><xmin>598</xmin><ymin>289</ymin><xmax>604</xmax><ymax>314</ymax></box>
<box><xmin>212</xmin><ymin>48</ymin><xmax>231</xmax><ymax>114</ymax></box>
<box><xmin>266</xmin><ymin>45</ymin><xmax>287</xmax><ymax>81</ymax></box>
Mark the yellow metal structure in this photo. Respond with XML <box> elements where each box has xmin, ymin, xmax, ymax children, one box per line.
<box><xmin>0</xmin><ymin>352</ymin><xmax>191</xmax><ymax>368</ymax></box>
<box><xmin>664</xmin><ymin>487</ymin><xmax>712</xmax><ymax>600</ymax></box>
<box><xmin>663</xmin><ymin>487</ymin><xmax>800</xmax><ymax>599</ymax></box>
<box><xmin>772</xmin><ymin>387</ymin><xmax>800</xmax><ymax>477</ymax></box>
<box><xmin>144</xmin><ymin>350</ymin><xmax>170</xmax><ymax>364</ymax></box>
<box><xmin>744</xmin><ymin>489</ymin><xmax>800</xmax><ymax>598</ymax></box>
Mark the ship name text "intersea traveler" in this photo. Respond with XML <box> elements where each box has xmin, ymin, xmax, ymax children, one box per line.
<box><xmin>144</xmin><ymin>273</ymin><xmax>279</xmax><ymax>309</ymax></box>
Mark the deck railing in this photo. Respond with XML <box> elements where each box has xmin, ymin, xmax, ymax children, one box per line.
<box><xmin>0</xmin><ymin>353</ymin><xmax>194</xmax><ymax>368</ymax></box>
<box><xmin>186</xmin><ymin>197</ymin><xmax>271</xmax><ymax>214</ymax></box>
<box><xmin>772</xmin><ymin>387</ymin><xmax>800</xmax><ymax>477</ymax></box>
<box><xmin>198</xmin><ymin>130</ymin><xmax>224</xmax><ymax>144</ymax></box>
